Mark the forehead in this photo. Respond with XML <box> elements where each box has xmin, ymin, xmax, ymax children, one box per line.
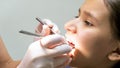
<box><xmin>80</xmin><ymin>0</ymin><xmax>110</xmax><ymax>22</ymax></box>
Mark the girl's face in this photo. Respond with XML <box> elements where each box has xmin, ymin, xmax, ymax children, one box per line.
<box><xmin>65</xmin><ymin>0</ymin><xmax>117</xmax><ymax>67</ymax></box>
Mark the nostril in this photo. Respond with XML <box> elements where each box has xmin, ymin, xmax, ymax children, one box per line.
<box><xmin>64</xmin><ymin>21</ymin><xmax>77</xmax><ymax>33</ymax></box>
<box><xmin>66</xmin><ymin>25</ymin><xmax>76</xmax><ymax>33</ymax></box>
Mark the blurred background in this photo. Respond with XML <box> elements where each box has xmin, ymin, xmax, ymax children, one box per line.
<box><xmin>0</xmin><ymin>0</ymin><xmax>83</xmax><ymax>60</ymax></box>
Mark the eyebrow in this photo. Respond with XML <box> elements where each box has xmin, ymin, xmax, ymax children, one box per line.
<box><xmin>78</xmin><ymin>8</ymin><xmax>98</xmax><ymax>22</ymax></box>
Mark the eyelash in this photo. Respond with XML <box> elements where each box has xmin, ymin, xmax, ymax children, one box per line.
<box><xmin>84</xmin><ymin>20</ymin><xmax>93</xmax><ymax>26</ymax></box>
<box><xmin>74</xmin><ymin>15</ymin><xmax>93</xmax><ymax>26</ymax></box>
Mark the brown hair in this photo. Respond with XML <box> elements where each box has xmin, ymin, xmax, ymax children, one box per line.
<box><xmin>104</xmin><ymin>0</ymin><xmax>120</xmax><ymax>68</ymax></box>
<box><xmin>104</xmin><ymin>0</ymin><xmax>120</xmax><ymax>40</ymax></box>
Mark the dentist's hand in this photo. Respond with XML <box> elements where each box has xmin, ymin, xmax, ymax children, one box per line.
<box><xmin>35</xmin><ymin>19</ymin><xmax>60</xmax><ymax>36</ymax></box>
<box><xmin>17</xmin><ymin>34</ymin><xmax>72</xmax><ymax>68</ymax></box>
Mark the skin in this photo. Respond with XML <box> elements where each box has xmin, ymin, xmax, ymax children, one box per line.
<box><xmin>0</xmin><ymin>37</ymin><xmax>20</xmax><ymax>68</ymax></box>
<box><xmin>65</xmin><ymin>0</ymin><xmax>119</xmax><ymax>68</ymax></box>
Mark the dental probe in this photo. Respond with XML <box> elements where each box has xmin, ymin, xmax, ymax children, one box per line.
<box><xmin>36</xmin><ymin>17</ymin><xmax>45</xmax><ymax>25</ymax></box>
<box><xmin>36</xmin><ymin>17</ymin><xmax>56</xmax><ymax>34</ymax></box>
<box><xmin>19</xmin><ymin>30</ymin><xmax>42</xmax><ymax>37</ymax></box>
<box><xmin>19</xmin><ymin>17</ymin><xmax>56</xmax><ymax>37</ymax></box>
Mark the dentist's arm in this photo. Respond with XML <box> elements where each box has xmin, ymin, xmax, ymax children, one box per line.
<box><xmin>0</xmin><ymin>37</ymin><xmax>20</xmax><ymax>68</ymax></box>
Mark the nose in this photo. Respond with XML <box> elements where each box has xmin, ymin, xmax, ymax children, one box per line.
<box><xmin>64</xmin><ymin>20</ymin><xmax>77</xmax><ymax>33</ymax></box>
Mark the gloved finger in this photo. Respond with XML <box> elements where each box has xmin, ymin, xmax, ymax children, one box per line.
<box><xmin>28</xmin><ymin>40</ymin><xmax>71</xmax><ymax>60</ymax></box>
<box><xmin>42</xmin><ymin>19</ymin><xmax>53</xmax><ymax>28</ymax></box>
<box><xmin>53</xmin><ymin>55</ymin><xmax>69</xmax><ymax>67</ymax></box>
<box><xmin>51</xmin><ymin>24</ymin><xmax>60</xmax><ymax>34</ymax></box>
<box><xmin>46</xmin><ymin>44</ymin><xmax>72</xmax><ymax>57</ymax></box>
<box><xmin>34</xmin><ymin>26</ymin><xmax>50</xmax><ymax>41</ymax></box>
<box><xmin>34</xmin><ymin>37</ymin><xmax>41</xmax><ymax>41</ymax></box>
<box><xmin>40</xmin><ymin>34</ymin><xmax>66</xmax><ymax>48</ymax></box>
<box><xmin>40</xmin><ymin>25</ymin><xmax>51</xmax><ymax>36</ymax></box>
<box><xmin>35</xmin><ymin>23</ymin><xmax>43</xmax><ymax>34</ymax></box>
<box><xmin>53</xmin><ymin>55</ymin><xmax>70</xmax><ymax>68</ymax></box>
<box><xmin>35</xmin><ymin>18</ymin><xmax>60</xmax><ymax>37</ymax></box>
<box><xmin>42</xmin><ymin>19</ymin><xmax>60</xmax><ymax>34</ymax></box>
<box><xmin>35</xmin><ymin>24</ymin><xmax>51</xmax><ymax>36</ymax></box>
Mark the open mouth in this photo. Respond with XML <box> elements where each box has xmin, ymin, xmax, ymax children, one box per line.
<box><xmin>67</xmin><ymin>41</ymin><xmax>75</xmax><ymax>49</ymax></box>
<box><xmin>67</xmin><ymin>41</ymin><xmax>76</xmax><ymax>58</ymax></box>
<box><xmin>65</xmin><ymin>34</ymin><xmax>77</xmax><ymax>59</ymax></box>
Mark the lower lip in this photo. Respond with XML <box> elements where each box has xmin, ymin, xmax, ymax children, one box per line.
<box><xmin>68</xmin><ymin>48</ymin><xmax>76</xmax><ymax>58</ymax></box>
<box><xmin>67</xmin><ymin>42</ymin><xmax>75</xmax><ymax>57</ymax></box>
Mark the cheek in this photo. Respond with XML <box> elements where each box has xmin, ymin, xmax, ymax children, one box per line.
<box><xmin>76</xmin><ymin>30</ymin><xmax>107</xmax><ymax>57</ymax></box>
<box><xmin>77</xmin><ymin>30</ymin><xmax>99</xmax><ymax>47</ymax></box>
<box><xmin>75</xmin><ymin>29</ymin><xmax>114</xmax><ymax>61</ymax></box>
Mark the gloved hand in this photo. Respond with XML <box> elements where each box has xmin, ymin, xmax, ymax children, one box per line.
<box><xmin>17</xmin><ymin>34</ymin><xmax>72</xmax><ymax>68</ymax></box>
<box><xmin>35</xmin><ymin>19</ymin><xmax>60</xmax><ymax>36</ymax></box>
